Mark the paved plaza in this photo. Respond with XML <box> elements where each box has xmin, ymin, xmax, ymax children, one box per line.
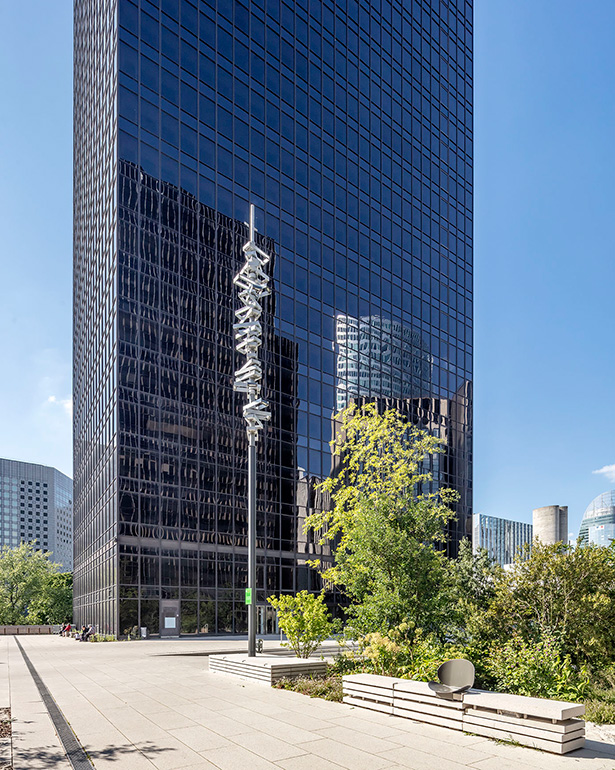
<box><xmin>4</xmin><ymin>635</ymin><xmax>615</xmax><ymax>769</ymax></box>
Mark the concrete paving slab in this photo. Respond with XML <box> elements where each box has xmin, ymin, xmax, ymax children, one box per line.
<box><xmin>200</xmin><ymin>744</ymin><xmax>283</xmax><ymax>769</ymax></box>
<box><xmin>379</xmin><ymin>745</ymin><xmax>475</xmax><ymax>770</ymax></box>
<box><xmin>324</xmin><ymin>714</ymin><xmax>414</xmax><ymax>739</ymax></box>
<box><xmin>230</xmin><ymin>732</ymin><xmax>308</xmax><ymax>761</ymax></box>
<box><xmin>297</xmin><ymin>737</ymin><xmax>393</xmax><ymax>770</ymax></box>
<box><xmin>169</xmin><ymin>724</ymin><xmax>232</xmax><ymax>752</ymax></box>
<box><xmin>276</xmin><ymin>757</ymin><xmax>349</xmax><ymax>770</ymax></box>
<box><xmin>7</xmin><ymin>636</ymin><xmax>615</xmax><ymax>770</ymax></box>
<box><xmin>315</xmin><ymin>724</ymin><xmax>407</xmax><ymax>754</ymax></box>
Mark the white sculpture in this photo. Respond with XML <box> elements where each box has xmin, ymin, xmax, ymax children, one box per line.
<box><xmin>233</xmin><ymin>205</ymin><xmax>271</xmax><ymax>438</ymax></box>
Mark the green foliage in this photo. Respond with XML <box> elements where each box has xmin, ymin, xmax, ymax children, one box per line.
<box><xmin>267</xmin><ymin>591</ymin><xmax>337</xmax><ymax>658</ymax></box>
<box><xmin>0</xmin><ymin>542</ymin><xmax>70</xmax><ymax>625</ymax></box>
<box><xmin>584</xmin><ymin>699</ymin><xmax>615</xmax><ymax>725</ymax></box>
<box><xmin>452</xmin><ymin>539</ymin><xmax>500</xmax><ymax>620</ymax></box>
<box><xmin>306</xmin><ymin>403</ymin><xmax>458</xmax><ymax>638</ymax></box>
<box><xmin>91</xmin><ymin>634</ymin><xmax>117</xmax><ymax>642</ymax></box>
<box><xmin>28</xmin><ymin>572</ymin><xmax>73</xmax><ymax>624</ymax></box>
<box><xmin>273</xmin><ymin>672</ymin><xmax>343</xmax><ymax>702</ymax></box>
<box><xmin>485</xmin><ymin>633</ymin><xmax>590</xmax><ymax>702</ymax></box>
<box><xmin>481</xmin><ymin>540</ymin><xmax>615</xmax><ymax>667</ymax></box>
<box><xmin>357</xmin><ymin>625</ymin><xmax>464</xmax><ymax>680</ymax></box>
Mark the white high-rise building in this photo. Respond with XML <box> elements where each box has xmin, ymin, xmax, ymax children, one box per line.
<box><xmin>0</xmin><ymin>458</ymin><xmax>73</xmax><ymax>571</ymax></box>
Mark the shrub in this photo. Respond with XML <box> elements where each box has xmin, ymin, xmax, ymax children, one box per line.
<box><xmin>273</xmin><ymin>673</ymin><xmax>343</xmax><ymax>702</ymax></box>
<box><xmin>357</xmin><ymin>624</ymin><xmax>463</xmax><ymax>681</ymax></box>
<box><xmin>486</xmin><ymin>633</ymin><xmax>590</xmax><ymax>702</ymax></box>
<box><xmin>585</xmin><ymin>699</ymin><xmax>615</xmax><ymax>725</ymax></box>
<box><xmin>267</xmin><ymin>591</ymin><xmax>337</xmax><ymax>658</ymax></box>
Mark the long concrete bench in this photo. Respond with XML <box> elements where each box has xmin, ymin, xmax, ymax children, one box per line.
<box><xmin>463</xmin><ymin>689</ymin><xmax>585</xmax><ymax>754</ymax></box>
<box><xmin>342</xmin><ymin>674</ymin><xmax>585</xmax><ymax>754</ymax></box>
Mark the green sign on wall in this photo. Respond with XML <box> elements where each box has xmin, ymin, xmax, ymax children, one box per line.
<box><xmin>245</xmin><ymin>588</ymin><xmax>252</xmax><ymax>605</ymax></box>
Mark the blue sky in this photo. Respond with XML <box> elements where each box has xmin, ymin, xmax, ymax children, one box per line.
<box><xmin>1</xmin><ymin>1</ymin><xmax>613</xmax><ymax>538</ymax></box>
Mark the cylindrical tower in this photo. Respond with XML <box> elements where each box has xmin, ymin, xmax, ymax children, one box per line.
<box><xmin>532</xmin><ymin>505</ymin><xmax>568</xmax><ymax>545</ymax></box>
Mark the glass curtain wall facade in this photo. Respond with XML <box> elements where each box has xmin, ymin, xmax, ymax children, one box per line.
<box><xmin>579</xmin><ymin>491</ymin><xmax>615</xmax><ymax>546</ymax></box>
<box><xmin>74</xmin><ymin>0</ymin><xmax>473</xmax><ymax>635</ymax></box>
<box><xmin>472</xmin><ymin>513</ymin><xmax>532</xmax><ymax>568</ymax></box>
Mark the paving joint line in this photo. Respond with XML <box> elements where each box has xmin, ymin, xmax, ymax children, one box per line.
<box><xmin>14</xmin><ymin>637</ymin><xmax>94</xmax><ymax>770</ymax></box>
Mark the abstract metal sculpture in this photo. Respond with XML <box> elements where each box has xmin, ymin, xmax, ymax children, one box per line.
<box><xmin>428</xmin><ymin>658</ymin><xmax>475</xmax><ymax>696</ymax></box>
<box><xmin>233</xmin><ymin>204</ymin><xmax>271</xmax><ymax>656</ymax></box>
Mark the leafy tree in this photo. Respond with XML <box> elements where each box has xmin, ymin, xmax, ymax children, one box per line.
<box><xmin>306</xmin><ymin>402</ymin><xmax>458</xmax><ymax>640</ymax></box>
<box><xmin>453</xmin><ymin>538</ymin><xmax>500</xmax><ymax>614</ymax></box>
<box><xmin>28</xmin><ymin>572</ymin><xmax>73</xmax><ymax>624</ymax></box>
<box><xmin>267</xmin><ymin>591</ymin><xmax>337</xmax><ymax>658</ymax></box>
<box><xmin>482</xmin><ymin>539</ymin><xmax>615</xmax><ymax>667</ymax></box>
<box><xmin>0</xmin><ymin>542</ymin><xmax>70</xmax><ymax>625</ymax></box>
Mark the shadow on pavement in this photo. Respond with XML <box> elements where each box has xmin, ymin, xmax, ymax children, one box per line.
<box><xmin>17</xmin><ymin>740</ymin><xmax>174</xmax><ymax>766</ymax></box>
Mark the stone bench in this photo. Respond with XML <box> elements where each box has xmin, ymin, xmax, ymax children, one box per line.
<box><xmin>342</xmin><ymin>674</ymin><xmax>585</xmax><ymax>754</ymax></box>
<box><xmin>463</xmin><ymin>689</ymin><xmax>585</xmax><ymax>755</ymax></box>
<box><xmin>342</xmin><ymin>673</ymin><xmax>397</xmax><ymax>714</ymax></box>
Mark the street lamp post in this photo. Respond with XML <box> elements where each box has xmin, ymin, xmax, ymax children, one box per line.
<box><xmin>233</xmin><ymin>204</ymin><xmax>271</xmax><ymax>657</ymax></box>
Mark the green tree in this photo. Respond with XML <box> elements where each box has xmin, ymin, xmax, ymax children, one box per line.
<box><xmin>306</xmin><ymin>403</ymin><xmax>458</xmax><ymax>639</ymax></box>
<box><xmin>0</xmin><ymin>542</ymin><xmax>70</xmax><ymax>625</ymax></box>
<box><xmin>267</xmin><ymin>591</ymin><xmax>337</xmax><ymax>658</ymax></box>
<box><xmin>482</xmin><ymin>539</ymin><xmax>615</xmax><ymax>667</ymax></box>
<box><xmin>28</xmin><ymin>572</ymin><xmax>73</xmax><ymax>624</ymax></box>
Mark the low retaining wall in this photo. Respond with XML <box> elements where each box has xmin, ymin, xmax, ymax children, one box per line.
<box><xmin>0</xmin><ymin>626</ymin><xmax>56</xmax><ymax>635</ymax></box>
<box><xmin>343</xmin><ymin>674</ymin><xmax>585</xmax><ymax>755</ymax></box>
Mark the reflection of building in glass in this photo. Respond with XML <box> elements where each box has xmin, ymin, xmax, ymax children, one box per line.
<box><xmin>0</xmin><ymin>458</ymin><xmax>73</xmax><ymax>570</ymax></box>
<box><xmin>333</xmin><ymin>316</ymin><xmax>471</xmax><ymax>554</ymax></box>
<box><xmin>75</xmin><ymin>161</ymin><xmax>298</xmax><ymax>635</ymax></box>
<box><xmin>329</xmin><ymin>379</ymin><xmax>472</xmax><ymax>556</ymax></box>
<box><xmin>473</xmin><ymin>512</ymin><xmax>532</xmax><ymax>567</ymax></box>
<box><xmin>335</xmin><ymin>315</ymin><xmax>431</xmax><ymax>411</ymax></box>
<box><xmin>74</xmin><ymin>1</ymin><xmax>473</xmax><ymax>632</ymax></box>
<box><xmin>579</xmin><ymin>491</ymin><xmax>615</xmax><ymax>546</ymax></box>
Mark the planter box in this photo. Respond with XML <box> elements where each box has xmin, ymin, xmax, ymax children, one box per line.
<box><xmin>209</xmin><ymin>654</ymin><xmax>327</xmax><ymax>685</ymax></box>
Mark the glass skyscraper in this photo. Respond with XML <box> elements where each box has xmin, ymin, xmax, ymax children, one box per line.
<box><xmin>74</xmin><ymin>0</ymin><xmax>473</xmax><ymax>635</ymax></box>
<box><xmin>472</xmin><ymin>513</ymin><xmax>532</xmax><ymax>568</ymax></box>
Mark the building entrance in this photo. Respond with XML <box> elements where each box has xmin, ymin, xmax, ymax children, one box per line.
<box><xmin>257</xmin><ymin>605</ymin><xmax>278</xmax><ymax>635</ymax></box>
<box><xmin>160</xmin><ymin>600</ymin><xmax>180</xmax><ymax>637</ymax></box>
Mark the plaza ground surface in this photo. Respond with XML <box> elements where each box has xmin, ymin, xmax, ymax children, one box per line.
<box><xmin>4</xmin><ymin>636</ymin><xmax>615</xmax><ymax>770</ymax></box>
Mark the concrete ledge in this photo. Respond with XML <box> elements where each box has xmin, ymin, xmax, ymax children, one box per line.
<box><xmin>463</xmin><ymin>689</ymin><xmax>585</xmax><ymax>721</ymax></box>
<box><xmin>342</xmin><ymin>674</ymin><xmax>586</xmax><ymax>754</ymax></box>
<box><xmin>209</xmin><ymin>653</ymin><xmax>327</xmax><ymax>684</ymax></box>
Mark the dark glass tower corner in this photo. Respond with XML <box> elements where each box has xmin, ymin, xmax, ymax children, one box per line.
<box><xmin>74</xmin><ymin>0</ymin><xmax>473</xmax><ymax>635</ymax></box>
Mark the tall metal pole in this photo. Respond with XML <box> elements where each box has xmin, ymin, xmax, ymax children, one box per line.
<box><xmin>233</xmin><ymin>204</ymin><xmax>271</xmax><ymax>658</ymax></box>
<box><xmin>247</xmin><ymin>436</ymin><xmax>257</xmax><ymax>656</ymax></box>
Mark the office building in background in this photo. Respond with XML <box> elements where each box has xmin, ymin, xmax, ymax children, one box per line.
<box><xmin>579</xmin><ymin>491</ymin><xmax>615</xmax><ymax>546</ymax></box>
<box><xmin>73</xmin><ymin>0</ymin><xmax>473</xmax><ymax>635</ymax></box>
<box><xmin>472</xmin><ymin>512</ymin><xmax>532</xmax><ymax>567</ymax></box>
<box><xmin>0</xmin><ymin>458</ymin><xmax>73</xmax><ymax>571</ymax></box>
<box><xmin>532</xmin><ymin>505</ymin><xmax>568</xmax><ymax>545</ymax></box>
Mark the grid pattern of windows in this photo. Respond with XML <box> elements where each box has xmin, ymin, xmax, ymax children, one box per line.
<box><xmin>0</xmin><ymin>459</ymin><xmax>73</xmax><ymax>571</ymax></box>
<box><xmin>472</xmin><ymin>513</ymin><xmax>532</xmax><ymax>567</ymax></box>
<box><xmin>74</xmin><ymin>0</ymin><xmax>473</xmax><ymax>636</ymax></box>
<box><xmin>579</xmin><ymin>491</ymin><xmax>615</xmax><ymax>546</ymax></box>
<box><xmin>73</xmin><ymin>0</ymin><xmax>119</xmax><ymax>632</ymax></box>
